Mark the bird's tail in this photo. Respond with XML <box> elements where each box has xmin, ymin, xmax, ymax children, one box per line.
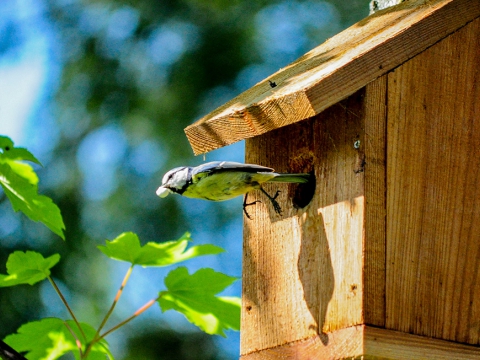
<box><xmin>269</xmin><ymin>173</ymin><xmax>312</xmax><ymax>183</ymax></box>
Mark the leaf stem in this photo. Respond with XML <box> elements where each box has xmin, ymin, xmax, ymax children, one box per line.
<box><xmin>98</xmin><ymin>296</ymin><xmax>158</xmax><ymax>341</ymax></box>
<box><xmin>63</xmin><ymin>320</ymin><xmax>84</xmax><ymax>358</ymax></box>
<box><xmin>95</xmin><ymin>264</ymin><xmax>134</xmax><ymax>337</ymax></box>
<box><xmin>48</xmin><ymin>276</ymin><xmax>87</xmax><ymax>342</ymax></box>
<box><xmin>84</xmin><ymin>265</ymin><xmax>135</xmax><ymax>358</ymax></box>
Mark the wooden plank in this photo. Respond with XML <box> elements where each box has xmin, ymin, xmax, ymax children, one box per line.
<box><xmin>240</xmin><ymin>326</ymin><xmax>364</xmax><ymax>360</ymax></box>
<box><xmin>386</xmin><ymin>17</ymin><xmax>480</xmax><ymax>345</ymax></box>
<box><xmin>185</xmin><ymin>0</ymin><xmax>480</xmax><ymax>155</ymax></box>
<box><xmin>364</xmin><ymin>326</ymin><xmax>480</xmax><ymax>360</ymax></box>
<box><xmin>240</xmin><ymin>80</ymin><xmax>389</xmax><ymax>358</ymax></box>
<box><xmin>240</xmin><ymin>325</ymin><xmax>480</xmax><ymax>360</ymax></box>
<box><xmin>363</xmin><ymin>76</ymin><xmax>387</xmax><ymax>327</ymax></box>
<box><xmin>241</xmin><ymin>90</ymin><xmax>366</xmax><ymax>355</ymax></box>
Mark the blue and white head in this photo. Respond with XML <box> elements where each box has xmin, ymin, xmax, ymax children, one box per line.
<box><xmin>156</xmin><ymin>166</ymin><xmax>191</xmax><ymax>197</ymax></box>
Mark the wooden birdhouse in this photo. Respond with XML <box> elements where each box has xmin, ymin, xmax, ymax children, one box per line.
<box><xmin>185</xmin><ymin>0</ymin><xmax>480</xmax><ymax>358</ymax></box>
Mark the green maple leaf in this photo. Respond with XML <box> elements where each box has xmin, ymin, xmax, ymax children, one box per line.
<box><xmin>159</xmin><ymin>267</ymin><xmax>241</xmax><ymax>337</ymax></box>
<box><xmin>3</xmin><ymin>318</ymin><xmax>113</xmax><ymax>360</ymax></box>
<box><xmin>0</xmin><ymin>136</ymin><xmax>42</xmax><ymax>165</ymax></box>
<box><xmin>0</xmin><ymin>251</ymin><xmax>60</xmax><ymax>287</ymax></box>
<box><xmin>97</xmin><ymin>232</ymin><xmax>224</xmax><ymax>267</ymax></box>
<box><xmin>0</xmin><ymin>135</ymin><xmax>41</xmax><ymax>186</ymax></box>
<box><xmin>0</xmin><ymin>135</ymin><xmax>65</xmax><ymax>239</ymax></box>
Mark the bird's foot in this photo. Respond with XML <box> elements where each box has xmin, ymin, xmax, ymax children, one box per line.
<box><xmin>261</xmin><ymin>188</ymin><xmax>282</xmax><ymax>215</ymax></box>
<box><xmin>243</xmin><ymin>193</ymin><xmax>261</xmax><ymax>220</ymax></box>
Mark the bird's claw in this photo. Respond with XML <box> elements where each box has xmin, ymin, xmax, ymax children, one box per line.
<box><xmin>270</xmin><ymin>194</ymin><xmax>282</xmax><ymax>215</ymax></box>
<box><xmin>272</xmin><ymin>190</ymin><xmax>280</xmax><ymax>200</ymax></box>
<box><xmin>261</xmin><ymin>188</ymin><xmax>282</xmax><ymax>215</ymax></box>
<box><xmin>243</xmin><ymin>194</ymin><xmax>261</xmax><ymax>220</ymax></box>
<box><xmin>244</xmin><ymin>189</ymin><xmax>283</xmax><ymax>218</ymax></box>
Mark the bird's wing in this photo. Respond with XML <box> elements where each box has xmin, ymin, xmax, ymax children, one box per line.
<box><xmin>192</xmin><ymin>161</ymin><xmax>274</xmax><ymax>177</ymax></box>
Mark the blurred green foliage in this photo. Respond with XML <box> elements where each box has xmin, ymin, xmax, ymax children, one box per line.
<box><xmin>2</xmin><ymin>232</ymin><xmax>240</xmax><ymax>358</ymax></box>
<box><xmin>0</xmin><ymin>0</ymin><xmax>369</xmax><ymax>358</ymax></box>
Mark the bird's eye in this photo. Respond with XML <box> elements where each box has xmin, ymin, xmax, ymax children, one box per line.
<box><xmin>163</xmin><ymin>170</ymin><xmax>178</xmax><ymax>185</ymax></box>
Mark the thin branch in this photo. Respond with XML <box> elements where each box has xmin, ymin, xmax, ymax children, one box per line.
<box><xmin>62</xmin><ymin>321</ymin><xmax>83</xmax><ymax>358</ymax></box>
<box><xmin>48</xmin><ymin>277</ymin><xmax>87</xmax><ymax>342</ymax></box>
<box><xmin>0</xmin><ymin>339</ymin><xmax>27</xmax><ymax>360</ymax></box>
<box><xmin>85</xmin><ymin>265</ymin><xmax>135</xmax><ymax>359</ymax></box>
<box><xmin>98</xmin><ymin>297</ymin><xmax>158</xmax><ymax>341</ymax></box>
<box><xmin>95</xmin><ymin>265</ymin><xmax>134</xmax><ymax>337</ymax></box>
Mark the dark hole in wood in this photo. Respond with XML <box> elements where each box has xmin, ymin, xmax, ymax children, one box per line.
<box><xmin>293</xmin><ymin>170</ymin><xmax>315</xmax><ymax>209</ymax></box>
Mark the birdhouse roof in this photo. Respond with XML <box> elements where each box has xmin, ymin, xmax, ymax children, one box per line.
<box><xmin>184</xmin><ymin>0</ymin><xmax>479</xmax><ymax>155</ymax></box>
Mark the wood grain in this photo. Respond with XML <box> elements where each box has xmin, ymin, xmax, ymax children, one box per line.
<box><xmin>386</xmin><ymin>17</ymin><xmax>480</xmax><ymax>345</ymax></box>
<box><xmin>363</xmin><ymin>76</ymin><xmax>387</xmax><ymax>327</ymax></box>
<box><xmin>241</xmin><ymin>326</ymin><xmax>364</xmax><ymax>360</ymax></box>
<box><xmin>237</xmin><ymin>5</ymin><xmax>480</xmax><ymax>357</ymax></box>
<box><xmin>363</xmin><ymin>326</ymin><xmax>480</xmax><ymax>360</ymax></box>
<box><xmin>242</xmin><ymin>90</ymin><xmax>367</xmax><ymax>354</ymax></box>
<box><xmin>185</xmin><ymin>0</ymin><xmax>480</xmax><ymax>155</ymax></box>
<box><xmin>241</xmin><ymin>325</ymin><xmax>480</xmax><ymax>360</ymax></box>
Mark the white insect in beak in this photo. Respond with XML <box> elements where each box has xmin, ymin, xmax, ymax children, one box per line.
<box><xmin>156</xmin><ymin>186</ymin><xmax>171</xmax><ymax>198</ymax></box>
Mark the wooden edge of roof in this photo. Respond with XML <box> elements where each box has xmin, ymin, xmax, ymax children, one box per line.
<box><xmin>184</xmin><ymin>0</ymin><xmax>480</xmax><ymax>155</ymax></box>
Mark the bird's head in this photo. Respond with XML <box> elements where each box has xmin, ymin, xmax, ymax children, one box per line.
<box><xmin>156</xmin><ymin>166</ymin><xmax>191</xmax><ymax>197</ymax></box>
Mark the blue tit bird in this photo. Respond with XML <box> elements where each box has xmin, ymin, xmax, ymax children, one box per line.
<box><xmin>156</xmin><ymin>161</ymin><xmax>311</xmax><ymax>218</ymax></box>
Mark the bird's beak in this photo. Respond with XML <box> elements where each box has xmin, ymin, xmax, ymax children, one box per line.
<box><xmin>156</xmin><ymin>186</ymin><xmax>171</xmax><ymax>198</ymax></box>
